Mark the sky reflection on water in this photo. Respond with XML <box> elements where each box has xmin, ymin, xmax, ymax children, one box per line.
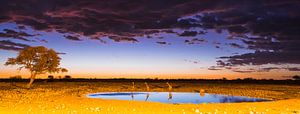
<box><xmin>88</xmin><ymin>92</ymin><xmax>269</xmax><ymax>104</ymax></box>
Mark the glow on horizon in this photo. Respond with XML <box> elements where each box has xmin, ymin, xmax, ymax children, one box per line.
<box><xmin>0</xmin><ymin>23</ymin><xmax>299</xmax><ymax>80</ymax></box>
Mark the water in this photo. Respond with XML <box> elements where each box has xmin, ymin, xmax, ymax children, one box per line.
<box><xmin>87</xmin><ymin>92</ymin><xmax>269</xmax><ymax>104</ymax></box>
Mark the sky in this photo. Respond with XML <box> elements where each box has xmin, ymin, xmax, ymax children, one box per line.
<box><xmin>0</xmin><ymin>0</ymin><xmax>300</xmax><ymax>79</ymax></box>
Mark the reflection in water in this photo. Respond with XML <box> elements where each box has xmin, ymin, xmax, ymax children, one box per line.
<box><xmin>131</xmin><ymin>92</ymin><xmax>134</xmax><ymax>100</ymax></box>
<box><xmin>89</xmin><ymin>92</ymin><xmax>144</xmax><ymax>96</ymax></box>
<box><xmin>88</xmin><ymin>92</ymin><xmax>269</xmax><ymax>104</ymax></box>
<box><xmin>131</xmin><ymin>82</ymin><xmax>135</xmax><ymax>100</ymax></box>
<box><xmin>199</xmin><ymin>89</ymin><xmax>205</xmax><ymax>97</ymax></box>
<box><xmin>213</xmin><ymin>94</ymin><xmax>263</xmax><ymax>103</ymax></box>
<box><xmin>168</xmin><ymin>92</ymin><xmax>173</xmax><ymax>100</ymax></box>
<box><xmin>199</xmin><ymin>92</ymin><xmax>205</xmax><ymax>97</ymax></box>
<box><xmin>145</xmin><ymin>93</ymin><xmax>150</xmax><ymax>101</ymax></box>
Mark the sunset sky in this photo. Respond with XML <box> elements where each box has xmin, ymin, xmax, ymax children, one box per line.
<box><xmin>0</xmin><ymin>0</ymin><xmax>299</xmax><ymax>79</ymax></box>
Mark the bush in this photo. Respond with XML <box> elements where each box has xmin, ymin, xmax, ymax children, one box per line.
<box><xmin>292</xmin><ymin>75</ymin><xmax>300</xmax><ymax>80</ymax></box>
<box><xmin>243</xmin><ymin>78</ymin><xmax>255</xmax><ymax>80</ymax></box>
<box><xmin>9</xmin><ymin>75</ymin><xmax>22</xmax><ymax>79</ymax></box>
<box><xmin>48</xmin><ymin>75</ymin><xmax>54</xmax><ymax>79</ymax></box>
<box><xmin>64</xmin><ymin>75</ymin><xmax>72</xmax><ymax>79</ymax></box>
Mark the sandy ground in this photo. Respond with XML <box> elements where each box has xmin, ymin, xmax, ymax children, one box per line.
<box><xmin>0</xmin><ymin>82</ymin><xmax>299</xmax><ymax>114</ymax></box>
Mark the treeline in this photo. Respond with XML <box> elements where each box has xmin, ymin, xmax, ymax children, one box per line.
<box><xmin>1</xmin><ymin>77</ymin><xmax>299</xmax><ymax>85</ymax></box>
<box><xmin>8</xmin><ymin>75</ymin><xmax>72</xmax><ymax>80</ymax></box>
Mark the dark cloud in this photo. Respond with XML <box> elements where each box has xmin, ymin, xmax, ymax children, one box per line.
<box><xmin>184</xmin><ymin>38</ymin><xmax>206</xmax><ymax>45</ymax></box>
<box><xmin>109</xmin><ymin>36</ymin><xmax>138</xmax><ymax>43</ymax></box>
<box><xmin>228</xmin><ymin>43</ymin><xmax>245</xmax><ymax>49</ymax></box>
<box><xmin>257</xmin><ymin>67</ymin><xmax>280</xmax><ymax>72</ymax></box>
<box><xmin>211</xmin><ymin>62</ymin><xmax>300</xmax><ymax>73</ymax></box>
<box><xmin>198</xmin><ymin>31</ymin><xmax>207</xmax><ymax>35</ymax></box>
<box><xmin>212</xmin><ymin>41</ymin><xmax>222</xmax><ymax>49</ymax></box>
<box><xmin>0</xmin><ymin>40</ymin><xmax>29</xmax><ymax>51</ymax></box>
<box><xmin>1</xmin><ymin>0</ymin><xmax>299</xmax><ymax>42</ymax></box>
<box><xmin>188</xmin><ymin>1</ymin><xmax>300</xmax><ymax>68</ymax></box>
<box><xmin>64</xmin><ymin>35</ymin><xmax>82</xmax><ymax>41</ymax></box>
<box><xmin>161</xmin><ymin>30</ymin><xmax>175</xmax><ymax>34</ymax></box>
<box><xmin>0</xmin><ymin>0</ymin><xmax>213</xmax><ymax>42</ymax></box>
<box><xmin>156</xmin><ymin>41</ymin><xmax>170</xmax><ymax>45</ymax></box>
<box><xmin>0</xmin><ymin>29</ymin><xmax>35</xmax><ymax>42</ymax></box>
<box><xmin>56</xmin><ymin>52</ymin><xmax>66</xmax><ymax>55</ymax></box>
<box><xmin>232</xmin><ymin>69</ymin><xmax>255</xmax><ymax>73</ymax></box>
<box><xmin>178</xmin><ymin>31</ymin><xmax>198</xmax><ymax>37</ymax></box>
<box><xmin>216</xmin><ymin>60</ymin><xmax>227</xmax><ymax>67</ymax></box>
<box><xmin>0</xmin><ymin>0</ymin><xmax>300</xmax><ymax>69</ymax></box>
<box><xmin>286</xmin><ymin>67</ymin><xmax>300</xmax><ymax>71</ymax></box>
<box><xmin>39</xmin><ymin>39</ymin><xmax>48</xmax><ymax>43</ymax></box>
<box><xmin>219</xmin><ymin>51</ymin><xmax>300</xmax><ymax>66</ymax></box>
<box><xmin>258</xmin><ymin>67</ymin><xmax>300</xmax><ymax>72</ymax></box>
<box><xmin>0</xmin><ymin>28</ymin><xmax>44</xmax><ymax>51</ymax></box>
<box><xmin>17</xmin><ymin>25</ymin><xmax>26</xmax><ymax>29</ymax></box>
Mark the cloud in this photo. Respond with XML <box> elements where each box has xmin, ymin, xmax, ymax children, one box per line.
<box><xmin>184</xmin><ymin>59</ymin><xmax>200</xmax><ymax>64</ymax></box>
<box><xmin>1</xmin><ymin>1</ymin><xmax>299</xmax><ymax>43</ymax></box>
<box><xmin>258</xmin><ymin>67</ymin><xmax>300</xmax><ymax>72</ymax></box>
<box><xmin>232</xmin><ymin>69</ymin><xmax>255</xmax><ymax>73</ymax></box>
<box><xmin>1</xmin><ymin>0</ymin><xmax>235</xmax><ymax>42</ymax></box>
<box><xmin>184</xmin><ymin>38</ymin><xmax>207</xmax><ymax>45</ymax></box>
<box><xmin>212</xmin><ymin>41</ymin><xmax>222</xmax><ymax>49</ymax></box>
<box><xmin>0</xmin><ymin>29</ymin><xmax>35</xmax><ymax>42</ymax></box>
<box><xmin>228</xmin><ymin>43</ymin><xmax>245</xmax><ymax>49</ymax></box>
<box><xmin>56</xmin><ymin>52</ymin><xmax>67</xmax><ymax>55</ymax></box>
<box><xmin>210</xmin><ymin>61</ymin><xmax>300</xmax><ymax>73</ymax></box>
<box><xmin>109</xmin><ymin>36</ymin><xmax>138</xmax><ymax>43</ymax></box>
<box><xmin>198</xmin><ymin>1</ymin><xmax>300</xmax><ymax>68</ymax></box>
<box><xmin>219</xmin><ymin>51</ymin><xmax>300</xmax><ymax>66</ymax></box>
<box><xmin>208</xmin><ymin>66</ymin><xmax>222</xmax><ymax>70</ymax></box>
<box><xmin>38</xmin><ymin>39</ymin><xmax>48</xmax><ymax>43</ymax></box>
<box><xmin>0</xmin><ymin>0</ymin><xmax>300</xmax><ymax>69</ymax></box>
<box><xmin>257</xmin><ymin>67</ymin><xmax>280</xmax><ymax>72</ymax></box>
<box><xmin>178</xmin><ymin>31</ymin><xmax>198</xmax><ymax>37</ymax></box>
<box><xmin>286</xmin><ymin>67</ymin><xmax>300</xmax><ymax>71</ymax></box>
<box><xmin>0</xmin><ymin>0</ymin><xmax>213</xmax><ymax>42</ymax></box>
<box><xmin>64</xmin><ymin>35</ymin><xmax>82</xmax><ymax>41</ymax></box>
<box><xmin>0</xmin><ymin>40</ymin><xmax>29</xmax><ymax>51</ymax></box>
<box><xmin>156</xmin><ymin>41</ymin><xmax>170</xmax><ymax>45</ymax></box>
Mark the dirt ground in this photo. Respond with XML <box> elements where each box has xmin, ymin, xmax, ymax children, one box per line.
<box><xmin>0</xmin><ymin>81</ymin><xmax>299</xmax><ymax>113</ymax></box>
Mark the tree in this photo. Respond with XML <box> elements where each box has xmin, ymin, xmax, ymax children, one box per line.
<box><xmin>64</xmin><ymin>75</ymin><xmax>72</xmax><ymax>79</ymax></box>
<box><xmin>243</xmin><ymin>77</ymin><xmax>255</xmax><ymax>80</ymax></box>
<box><xmin>222</xmin><ymin>77</ymin><xmax>227</xmax><ymax>80</ymax></box>
<box><xmin>48</xmin><ymin>75</ymin><xmax>54</xmax><ymax>82</ymax></box>
<box><xmin>292</xmin><ymin>75</ymin><xmax>300</xmax><ymax>80</ymax></box>
<box><xmin>9</xmin><ymin>75</ymin><xmax>22</xmax><ymax>79</ymax></box>
<box><xmin>48</xmin><ymin>75</ymin><xmax>54</xmax><ymax>79</ymax></box>
<box><xmin>5</xmin><ymin>46</ymin><xmax>68</xmax><ymax>88</ymax></box>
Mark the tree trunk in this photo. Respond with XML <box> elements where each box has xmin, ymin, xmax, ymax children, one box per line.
<box><xmin>27</xmin><ymin>73</ymin><xmax>36</xmax><ymax>88</ymax></box>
